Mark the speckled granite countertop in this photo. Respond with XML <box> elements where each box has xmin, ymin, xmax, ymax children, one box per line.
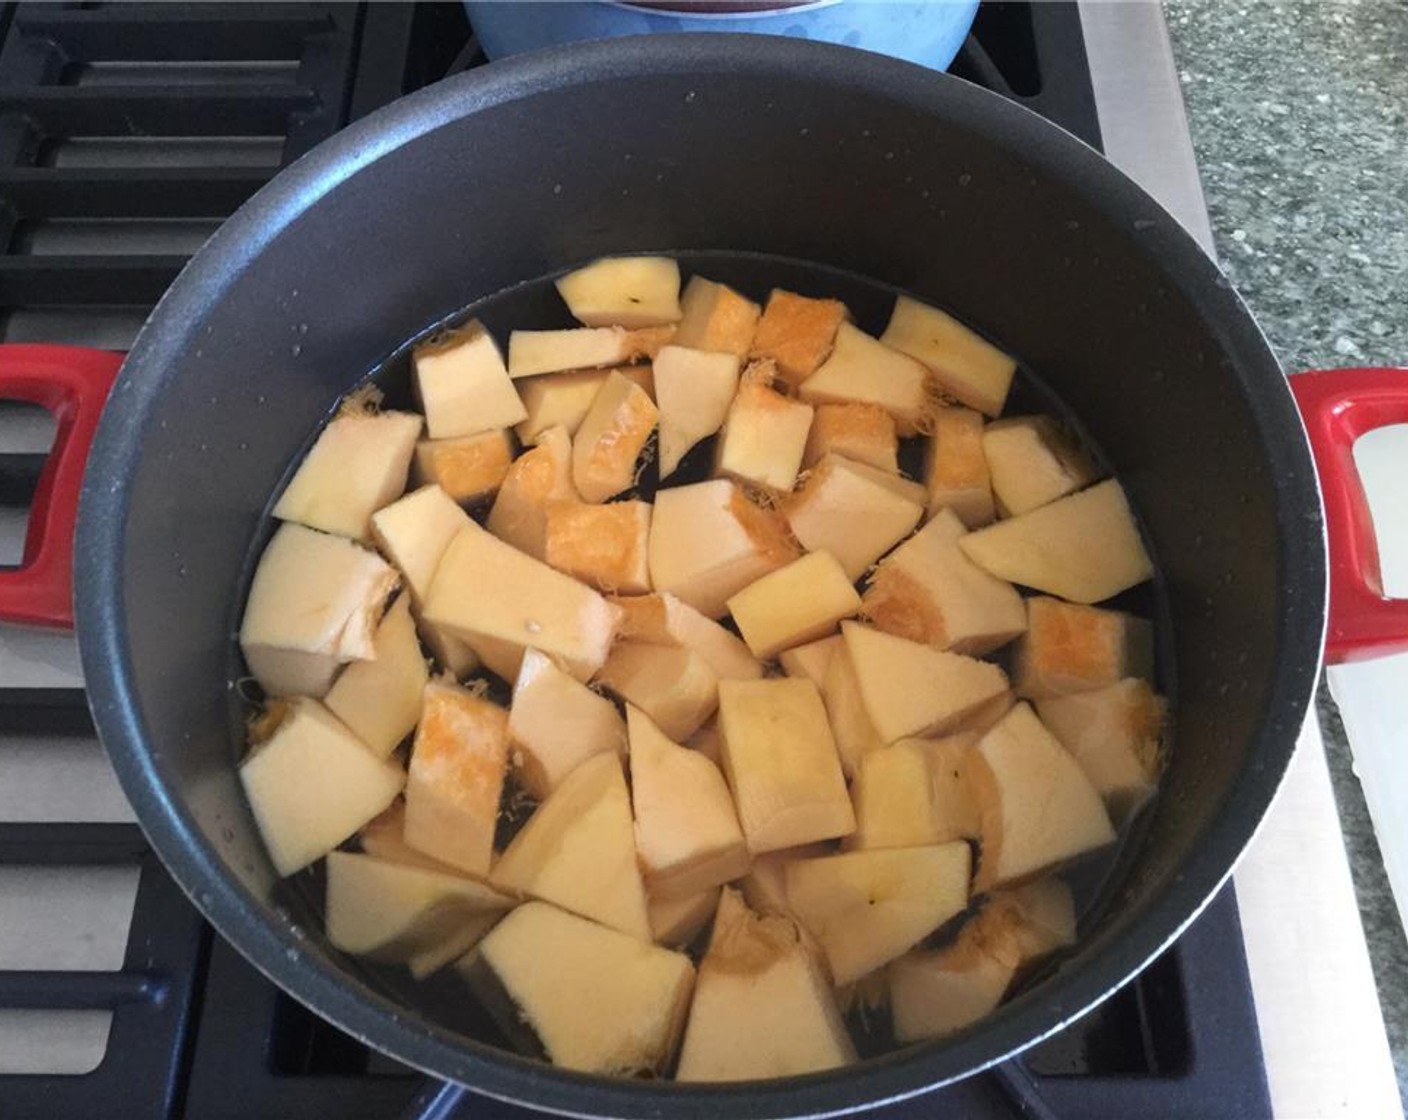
<box><xmin>1164</xmin><ymin>0</ymin><xmax>1408</xmax><ymax>1104</ymax></box>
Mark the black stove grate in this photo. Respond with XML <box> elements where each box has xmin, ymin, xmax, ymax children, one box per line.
<box><xmin>0</xmin><ymin>4</ymin><xmax>1269</xmax><ymax>1119</ymax></box>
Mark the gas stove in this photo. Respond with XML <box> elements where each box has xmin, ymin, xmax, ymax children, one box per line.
<box><xmin>0</xmin><ymin>4</ymin><xmax>1395</xmax><ymax>1118</ymax></box>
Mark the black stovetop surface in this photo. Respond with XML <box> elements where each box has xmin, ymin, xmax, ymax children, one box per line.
<box><xmin>0</xmin><ymin>4</ymin><xmax>1269</xmax><ymax>1118</ymax></box>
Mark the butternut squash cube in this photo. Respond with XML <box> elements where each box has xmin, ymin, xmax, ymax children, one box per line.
<box><xmin>424</xmin><ymin>520</ymin><xmax>621</xmax><ymax>682</ymax></box>
<box><xmin>414</xmin><ymin>428</ymin><xmax>514</xmax><ymax>506</ymax></box>
<box><xmin>714</xmin><ymin>378</ymin><xmax>814</xmax><ymax>491</ymax></box>
<box><xmin>486</xmin><ymin>425</ymin><xmax>577</xmax><ymax>560</ymax></box>
<box><xmin>359</xmin><ymin>799</ymin><xmax>461</xmax><ymax>874</ymax></box>
<box><xmin>803</xmin><ymin>402</ymin><xmax>898</xmax><ymax>473</ymax></box>
<box><xmin>1014</xmin><ymin>596</ymin><xmax>1154</xmax><ymax>699</ymax></box>
<box><xmin>880</xmin><ymin>294</ymin><xmax>1016</xmax><ymax>417</ymax></box>
<box><xmin>819</xmin><ymin>638</ymin><xmax>886</xmax><ymax>777</ymax></box>
<box><xmin>596</xmin><ymin>641</ymin><xmax>719</xmax><ymax>742</ymax></box>
<box><xmin>717</xmin><ymin>678</ymin><xmax>855</xmax><ymax>853</ymax></box>
<box><xmin>778</xmin><ymin>633</ymin><xmax>842</xmax><ymax>687</ymax></box>
<box><xmin>799</xmin><ymin>322</ymin><xmax>929</xmax><ymax>435</ymax></box>
<box><xmin>649</xmin><ymin>479</ymin><xmax>799</xmax><ymax>618</ymax></box>
<box><xmin>916</xmin><ymin>733</ymin><xmax>983</xmax><ymax>840</ymax></box>
<box><xmin>862</xmin><ymin>507</ymin><xmax>1026</xmax><ymax>656</ymax></box>
<box><xmin>727</xmin><ymin>550</ymin><xmax>861</xmax><ymax>660</ymax></box>
<box><xmin>1037</xmin><ymin>678</ymin><xmax>1165</xmax><ymax>821</ymax></box>
<box><xmin>676</xmin><ymin>889</ymin><xmax>855</xmax><ymax>1081</ymax></box>
<box><xmin>403</xmin><ymin>680</ymin><xmax>509</xmax><ymax>876</ymax></box>
<box><xmin>490</xmin><ymin>753</ymin><xmax>651</xmax><ymax>940</ymax></box>
<box><xmin>653</xmin><ymin>345</ymin><xmax>741</xmax><ymax>478</ymax></box>
<box><xmin>508</xmin><ymin>647</ymin><xmax>625</xmax><ymax>799</ymax></box>
<box><xmin>958</xmin><ymin>479</ymin><xmax>1155</xmax><ymax>604</ymax></box>
<box><xmin>514</xmin><ymin>366</ymin><xmax>653</xmax><ymax>445</ymax></box>
<box><xmin>324</xmin><ymin>850</ymin><xmax>513</xmax><ymax>966</ymax></box>
<box><xmin>412</xmin><ymin>322</ymin><xmax>527</xmax><ymax>440</ymax></box>
<box><xmin>983</xmin><ymin>415</ymin><xmax>1100</xmax><ymax>517</ymax></box>
<box><xmin>840</xmin><ymin>621</ymin><xmax>1010</xmax><ymax>744</ymax></box>
<box><xmin>240</xmin><ymin>523</ymin><xmax>399</xmax><ymax>698</ymax></box>
<box><xmin>555</xmin><ymin>255</ymin><xmax>683</xmax><ymax>329</ymax></box>
<box><xmin>507</xmin><ymin>325</ymin><xmax>672</xmax><ymax>379</ymax></box>
<box><xmin>785</xmin><ymin>454</ymin><xmax>925</xmax><ymax>581</ymax></box>
<box><xmin>785</xmin><ymin>843</ymin><xmax>971</xmax><ymax>986</ymax></box>
<box><xmin>239</xmin><ymin>698</ymin><xmax>405</xmax><ymax>876</ymax></box>
<box><xmin>272</xmin><ymin>408</ymin><xmax>422</xmax><ymax>540</ymax></box>
<box><xmin>924</xmin><ymin>405</ymin><xmax>995</xmax><ymax>528</ymax></box>
<box><xmin>461</xmin><ymin>901</ymin><xmax>694</xmax><ymax>1075</ymax></box>
<box><xmin>849</xmin><ymin>740</ymin><xmax>939</xmax><ymax>851</ymax></box>
<box><xmin>324</xmin><ymin>595</ymin><xmax>429</xmax><ymax>758</ymax></box>
<box><xmin>542</xmin><ymin>499</ymin><xmax>651</xmax><ymax>594</ymax></box>
<box><xmin>628</xmin><ymin>706</ymin><xmax>750</xmax><ymax>900</ymax></box>
<box><xmin>610</xmin><ymin>591</ymin><xmax>763</xmax><ymax>681</ymax></box>
<box><xmin>671</xmin><ymin>276</ymin><xmax>760</xmax><ymax>360</ymax></box>
<box><xmin>749</xmin><ymin>288</ymin><xmax>848</xmax><ymax>390</ymax></box>
<box><xmin>966</xmin><ymin>703</ymin><xmax>1115</xmax><ymax>891</ymax></box>
<box><xmin>572</xmin><ymin>370</ymin><xmax>658</xmax><ymax>503</ymax></box>
<box><xmin>648</xmin><ymin>885</ymin><xmax>720</xmax><ymax>948</ymax></box>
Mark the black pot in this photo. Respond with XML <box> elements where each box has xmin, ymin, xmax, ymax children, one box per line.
<box><xmin>62</xmin><ymin>34</ymin><xmax>1323</xmax><ymax>1119</ymax></box>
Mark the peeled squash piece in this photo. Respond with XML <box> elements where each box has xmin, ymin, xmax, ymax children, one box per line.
<box><xmin>491</xmin><ymin>753</ymin><xmax>651</xmax><ymax>941</ymax></box>
<box><xmin>508</xmin><ymin>648</ymin><xmax>625</xmax><ymax>799</ymax></box>
<box><xmin>486</xmin><ymin>425</ymin><xmax>578</xmax><ymax>560</ymax></box>
<box><xmin>880</xmin><ymin>294</ymin><xmax>1016</xmax><ymax>417</ymax></box>
<box><xmin>849</xmin><ymin>740</ymin><xmax>946</xmax><ymax>851</ymax></box>
<box><xmin>610</xmin><ymin>591</ymin><xmax>762</xmax><ymax>681</ymax></box>
<box><xmin>841</xmin><ymin>621</ymin><xmax>1010</xmax><ymax>745</ymax></box>
<box><xmin>424</xmin><ymin>520</ymin><xmax>621</xmax><ymax>682</ymax></box>
<box><xmin>515</xmin><ymin>366</ymin><xmax>654</xmax><ymax>446</ymax></box>
<box><xmin>239</xmin><ymin>522</ymin><xmax>399</xmax><ymax>698</ymax></box>
<box><xmin>671</xmin><ymin>276</ymin><xmax>760</xmax><ymax>360</ymax></box>
<box><xmin>653</xmin><ymin>344</ymin><xmax>741</xmax><ymax>478</ymax></box>
<box><xmin>412</xmin><ymin>322</ymin><xmax>526</xmax><ymax>440</ymax></box>
<box><xmin>324</xmin><ymin>850</ymin><xmax>514</xmax><ymax>967</ymax></box>
<box><xmin>543</xmin><ymin>498</ymin><xmax>651</xmax><ymax>594</ymax></box>
<box><xmin>819</xmin><ymin>637</ymin><xmax>886</xmax><ymax>778</ymax></box>
<box><xmin>676</xmin><ymin>889</ymin><xmax>855</xmax><ymax>1081</ymax></box>
<box><xmin>628</xmin><ymin>706</ymin><xmax>749</xmax><ymax>900</ymax></box>
<box><xmin>803</xmin><ymin>402</ymin><xmax>898</xmax><ymax>473</ymax></box>
<box><xmin>272</xmin><ymin>407</ymin><xmax>422</xmax><ymax>540</ymax></box>
<box><xmin>785</xmin><ymin>454</ymin><xmax>924</xmax><ymax>582</ymax></box>
<box><xmin>461</xmin><ymin>901</ymin><xmax>695</xmax><ymax>1075</ymax></box>
<box><xmin>572</xmin><ymin>369</ymin><xmax>659</xmax><ymax>503</ymax></box>
<box><xmin>778</xmin><ymin>633</ymin><xmax>842</xmax><ymax>688</ymax></box>
<box><xmin>958</xmin><ymin>479</ymin><xmax>1154</xmax><ymax>604</ymax></box>
<box><xmin>403</xmin><ymin>680</ymin><xmax>509</xmax><ymax>877</ymax></box>
<box><xmin>784</xmin><ymin>843</ymin><xmax>971</xmax><ymax>986</ymax></box>
<box><xmin>714</xmin><ymin>376</ymin><xmax>814</xmax><ymax>491</ymax></box>
<box><xmin>239</xmin><ymin>698</ymin><xmax>404</xmax><ymax>877</ymax></box>
<box><xmin>324</xmin><ymin>595</ymin><xmax>429</xmax><ymax>758</ymax></box>
<box><xmin>555</xmin><ymin>255</ymin><xmax>683</xmax><ymax>328</ymax></box>
<box><xmin>648</xmin><ymin>479</ymin><xmax>799</xmax><ymax>618</ymax></box>
<box><xmin>727</xmin><ymin>550</ymin><xmax>861</xmax><ymax>660</ymax></box>
<box><xmin>596</xmin><ymin>641</ymin><xmax>719</xmax><ymax>743</ymax></box>
<box><xmin>982</xmin><ymin>415</ymin><xmax>1099</xmax><ymax>517</ymax></box>
<box><xmin>749</xmin><ymin>288</ymin><xmax>848</xmax><ymax>390</ymax></box>
<box><xmin>966</xmin><ymin>702</ymin><xmax>1115</xmax><ymax>891</ymax></box>
<box><xmin>359</xmin><ymin>799</ymin><xmax>461</xmax><ymax>873</ymax></box>
<box><xmin>799</xmin><ymin>322</ymin><xmax>929</xmax><ymax>435</ymax></box>
<box><xmin>507</xmin><ymin>325</ymin><xmax>673</xmax><ymax>379</ymax></box>
<box><xmin>414</xmin><ymin>428</ymin><xmax>514</xmax><ymax>506</ymax></box>
<box><xmin>649</xmin><ymin>886</ymin><xmax>721</xmax><ymax>948</ymax></box>
<box><xmin>924</xmin><ymin>404</ymin><xmax>995</xmax><ymax>528</ymax></box>
<box><xmin>717</xmin><ymin>678</ymin><xmax>855</xmax><ymax>853</ymax></box>
<box><xmin>1014</xmin><ymin>595</ymin><xmax>1154</xmax><ymax>700</ymax></box>
<box><xmin>862</xmin><ymin>507</ymin><xmax>1026</xmax><ymax>656</ymax></box>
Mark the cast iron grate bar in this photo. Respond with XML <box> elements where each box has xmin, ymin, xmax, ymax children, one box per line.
<box><xmin>0</xmin><ymin>167</ymin><xmax>270</xmax><ymax>218</ymax></box>
<box><xmin>0</xmin><ymin>85</ymin><xmax>319</xmax><ymax>135</ymax></box>
<box><xmin>0</xmin><ymin>255</ymin><xmax>187</xmax><ymax>305</ymax></box>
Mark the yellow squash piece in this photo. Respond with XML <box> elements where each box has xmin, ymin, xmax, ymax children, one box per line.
<box><xmin>784</xmin><ymin>843</ymin><xmax>972</xmax><ymax>986</ymax></box>
<box><xmin>403</xmin><ymin>680</ymin><xmax>509</xmax><ymax>877</ymax></box>
<box><xmin>966</xmin><ymin>702</ymin><xmax>1116</xmax><ymax>891</ymax></box>
<box><xmin>648</xmin><ymin>885</ymin><xmax>721</xmax><ymax>948</ymax></box>
<box><xmin>596</xmin><ymin>641</ymin><xmax>719</xmax><ymax>742</ymax></box>
<box><xmin>1014</xmin><ymin>595</ymin><xmax>1154</xmax><ymax>699</ymax></box>
<box><xmin>413</xmin><ymin>428</ymin><xmax>514</xmax><ymax>506</ymax></box>
<box><xmin>514</xmin><ymin>365</ymin><xmax>654</xmax><ymax>445</ymax></box>
<box><xmin>490</xmin><ymin>753</ymin><xmax>651</xmax><ymax>941</ymax></box>
<box><xmin>714</xmin><ymin>377</ymin><xmax>814</xmax><ymax>491</ymax></box>
<box><xmin>880</xmin><ymin>294</ymin><xmax>1016</xmax><ymax>417</ymax></box>
<box><xmin>239</xmin><ymin>522</ymin><xmax>399</xmax><ymax>698</ymax></box>
<box><xmin>675</xmin><ymin>889</ymin><xmax>855</xmax><ymax>1081</ymax></box>
<box><xmin>272</xmin><ymin>408</ymin><xmax>422</xmax><ymax>540</ymax></box>
<box><xmin>727</xmin><ymin>550</ymin><xmax>861</xmax><ymax>660</ymax></box>
<box><xmin>803</xmin><ymin>402</ymin><xmax>899</xmax><ymax>473</ymax></box>
<box><xmin>778</xmin><ymin>633</ymin><xmax>843</xmax><ymax>688</ymax></box>
<box><xmin>461</xmin><ymin>901</ymin><xmax>695</xmax><ymax>1075</ymax></box>
<box><xmin>784</xmin><ymin>454</ymin><xmax>925</xmax><ymax>581</ymax></box>
<box><xmin>424</xmin><ymin>520</ymin><xmax>621</xmax><ymax>682</ymax></box>
<box><xmin>648</xmin><ymin>479</ymin><xmax>799</xmax><ymax>618</ymax></box>
<box><xmin>508</xmin><ymin>647</ymin><xmax>625</xmax><ymax>799</ymax></box>
<box><xmin>749</xmin><ymin>288</ymin><xmax>848</xmax><ymax>391</ymax></box>
<box><xmin>542</xmin><ymin>498</ymin><xmax>652</xmax><ymax>593</ymax></box>
<box><xmin>924</xmin><ymin>404</ymin><xmax>995</xmax><ymax>528</ymax></box>
<box><xmin>571</xmin><ymin>369</ymin><xmax>659</xmax><ymax>503</ymax></box>
<box><xmin>671</xmin><ymin>276</ymin><xmax>760</xmax><ymax>360</ymax></box>
<box><xmin>958</xmin><ymin>479</ymin><xmax>1155</xmax><ymax>604</ymax></box>
<box><xmin>507</xmin><ymin>325</ymin><xmax>673</xmax><ymax>379</ymax></box>
<box><xmin>412</xmin><ymin>322</ymin><xmax>527</xmax><ymax>439</ymax></box>
<box><xmin>555</xmin><ymin>255</ymin><xmax>683</xmax><ymax>328</ymax></box>
<box><xmin>485</xmin><ymin>425</ymin><xmax>578</xmax><ymax>560</ymax></box>
<box><xmin>239</xmin><ymin>698</ymin><xmax>404</xmax><ymax>877</ymax></box>
<box><xmin>717</xmin><ymin>678</ymin><xmax>855</xmax><ymax>853</ymax></box>
<box><xmin>799</xmin><ymin>322</ymin><xmax>930</xmax><ymax>435</ymax></box>
<box><xmin>610</xmin><ymin>591</ymin><xmax>763</xmax><ymax>681</ymax></box>
<box><xmin>982</xmin><ymin>415</ymin><xmax>1099</xmax><ymax>517</ymax></box>
<box><xmin>652</xmin><ymin>344</ymin><xmax>741</xmax><ymax>478</ymax></box>
<box><xmin>323</xmin><ymin>595</ymin><xmax>429</xmax><ymax>758</ymax></box>
<box><xmin>819</xmin><ymin>637</ymin><xmax>886</xmax><ymax>777</ymax></box>
<box><xmin>628</xmin><ymin>706</ymin><xmax>750</xmax><ymax>900</ymax></box>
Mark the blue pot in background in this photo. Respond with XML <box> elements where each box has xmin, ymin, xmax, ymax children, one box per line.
<box><xmin>464</xmin><ymin>1</ymin><xmax>981</xmax><ymax>71</ymax></box>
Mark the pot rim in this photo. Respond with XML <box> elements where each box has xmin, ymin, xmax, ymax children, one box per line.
<box><xmin>75</xmin><ymin>32</ymin><xmax>1326</xmax><ymax>1119</ymax></box>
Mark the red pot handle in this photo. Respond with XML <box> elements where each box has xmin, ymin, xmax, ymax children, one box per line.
<box><xmin>0</xmin><ymin>345</ymin><xmax>123</xmax><ymax>629</ymax></box>
<box><xmin>1291</xmin><ymin>367</ymin><xmax>1408</xmax><ymax>664</ymax></box>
